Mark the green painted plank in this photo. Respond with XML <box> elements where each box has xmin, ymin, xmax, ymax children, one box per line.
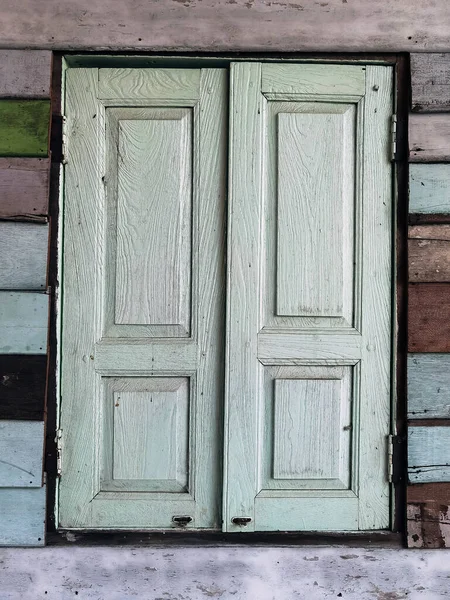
<box><xmin>408</xmin><ymin>354</ymin><xmax>450</xmax><ymax>419</ymax></box>
<box><xmin>0</xmin><ymin>421</ymin><xmax>44</xmax><ymax>487</ymax></box>
<box><xmin>0</xmin><ymin>486</ymin><xmax>45</xmax><ymax>546</ymax></box>
<box><xmin>0</xmin><ymin>100</ymin><xmax>50</xmax><ymax>157</ymax></box>
<box><xmin>409</xmin><ymin>427</ymin><xmax>450</xmax><ymax>483</ymax></box>
<box><xmin>410</xmin><ymin>164</ymin><xmax>450</xmax><ymax>214</ymax></box>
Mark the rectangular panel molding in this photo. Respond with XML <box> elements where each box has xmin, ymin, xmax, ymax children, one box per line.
<box><xmin>409</xmin><ymin>427</ymin><xmax>450</xmax><ymax>483</ymax></box>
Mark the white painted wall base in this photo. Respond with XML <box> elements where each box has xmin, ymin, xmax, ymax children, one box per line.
<box><xmin>0</xmin><ymin>546</ymin><xmax>448</xmax><ymax>599</ymax></box>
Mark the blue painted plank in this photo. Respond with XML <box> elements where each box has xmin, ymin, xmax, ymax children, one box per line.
<box><xmin>0</xmin><ymin>486</ymin><xmax>45</xmax><ymax>546</ymax></box>
<box><xmin>410</xmin><ymin>164</ymin><xmax>450</xmax><ymax>214</ymax></box>
<box><xmin>0</xmin><ymin>291</ymin><xmax>48</xmax><ymax>354</ymax></box>
<box><xmin>409</xmin><ymin>427</ymin><xmax>450</xmax><ymax>483</ymax></box>
<box><xmin>0</xmin><ymin>222</ymin><xmax>48</xmax><ymax>290</ymax></box>
<box><xmin>408</xmin><ymin>354</ymin><xmax>450</xmax><ymax>419</ymax></box>
<box><xmin>0</xmin><ymin>421</ymin><xmax>44</xmax><ymax>487</ymax></box>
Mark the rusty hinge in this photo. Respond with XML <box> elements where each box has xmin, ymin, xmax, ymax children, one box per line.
<box><xmin>388</xmin><ymin>434</ymin><xmax>405</xmax><ymax>484</ymax></box>
<box><xmin>55</xmin><ymin>428</ymin><xmax>63</xmax><ymax>477</ymax></box>
<box><xmin>390</xmin><ymin>114</ymin><xmax>397</xmax><ymax>162</ymax></box>
<box><xmin>61</xmin><ymin>116</ymin><xmax>68</xmax><ymax>165</ymax></box>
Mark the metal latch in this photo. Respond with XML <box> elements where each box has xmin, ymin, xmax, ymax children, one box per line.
<box><xmin>55</xmin><ymin>428</ymin><xmax>63</xmax><ymax>477</ymax></box>
<box><xmin>231</xmin><ymin>517</ymin><xmax>252</xmax><ymax>526</ymax></box>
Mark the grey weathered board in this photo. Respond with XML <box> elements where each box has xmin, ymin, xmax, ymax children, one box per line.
<box><xmin>0</xmin><ymin>50</ymin><xmax>51</xmax><ymax>98</ymax></box>
<box><xmin>409</xmin><ymin>427</ymin><xmax>450</xmax><ymax>483</ymax></box>
<box><xmin>408</xmin><ymin>354</ymin><xmax>450</xmax><ymax>419</ymax></box>
<box><xmin>0</xmin><ymin>1</ymin><xmax>449</xmax><ymax>52</ymax></box>
<box><xmin>410</xmin><ymin>164</ymin><xmax>450</xmax><ymax>214</ymax></box>
<box><xmin>410</xmin><ymin>114</ymin><xmax>450</xmax><ymax>162</ymax></box>
<box><xmin>0</xmin><ymin>421</ymin><xmax>44</xmax><ymax>487</ymax></box>
<box><xmin>0</xmin><ymin>486</ymin><xmax>45</xmax><ymax>546</ymax></box>
<box><xmin>0</xmin><ymin>158</ymin><xmax>49</xmax><ymax>221</ymax></box>
<box><xmin>411</xmin><ymin>53</ymin><xmax>450</xmax><ymax>112</ymax></box>
<box><xmin>409</xmin><ymin>226</ymin><xmax>450</xmax><ymax>282</ymax></box>
<box><xmin>0</xmin><ymin>223</ymin><xmax>48</xmax><ymax>290</ymax></box>
<box><xmin>0</xmin><ymin>292</ymin><xmax>49</xmax><ymax>354</ymax></box>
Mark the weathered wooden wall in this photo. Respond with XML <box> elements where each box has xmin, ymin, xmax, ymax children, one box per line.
<box><xmin>408</xmin><ymin>53</ymin><xmax>450</xmax><ymax>549</ymax></box>
<box><xmin>0</xmin><ymin>50</ymin><xmax>52</xmax><ymax>546</ymax></box>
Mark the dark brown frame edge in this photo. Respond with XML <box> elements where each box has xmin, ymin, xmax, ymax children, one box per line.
<box><xmin>45</xmin><ymin>51</ymin><xmax>409</xmax><ymax>546</ymax></box>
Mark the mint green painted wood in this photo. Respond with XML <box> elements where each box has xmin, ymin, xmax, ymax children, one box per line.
<box><xmin>0</xmin><ymin>100</ymin><xmax>50</xmax><ymax>157</ymax></box>
<box><xmin>59</xmin><ymin>67</ymin><xmax>227</xmax><ymax>530</ymax></box>
<box><xmin>0</xmin><ymin>421</ymin><xmax>44</xmax><ymax>487</ymax></box>
<box><xmin>410</xmin><ymin>164</ymin><xmax>450</xmax><ymax>214</ymax></box>
<box><xmin>0</xmin><ymin>292</ymin><xmax>48</xmax><ymax>354</ymax></box>
<box><xmin>408</xmin><ymin>354</ymin><xmax>450</xmax><ymax>419</ymax></box>
<box><xmin>224</xmin><ymin>63</ymin><xmax>393</xmax><ymax>532</ymax></box>
<box><xmin>0</xmin><ymin>486</ymin><xmax>45</xmax><ymax>546</ymax></box>
<box><xmin>0</xmin><ymin>223</ymin><xmax>48</xmax><ymax>290</ymax></box>
<box><xmin>409</xmin><ymin>427</ymin><xmax>450</xmax><ymax>483</ymax></box>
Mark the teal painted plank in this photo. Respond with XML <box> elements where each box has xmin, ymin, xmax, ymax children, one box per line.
<box><xmin>0</xmin><ymin>421</ymin><xmax>44</xmax><ymax>487</ymax></box>
<box><xmin>0</xmin><ymin>486</ymin><xmax>45</xmax><ymax>546</ymax></box>
<box><xmin>0</xmin><ymin>223</ymin><xmax>48</xmax><ymax>290</ymax></box>
<box><xmin>409</xmin><ymin>427</ymin><xmax>450</xmax><ymax>483</ymax></box>
<box><xmin>408</xmin><ymin>354</ymin><xmax>450</xmax><ymax>419</ymax></box>
<box><xmin>0</xmin><ymin>100</ymin><xmax>50</xmax><ymax>157</ymax></box>
<box><xmin>410</xmin><ymin>164</ymin><xmax>450</xmax><ymax>214</ymax></box>
<box><xmin>0</xmin><ymin>292</ymin><xmax>48</xmax><ymax>353</ymax></box>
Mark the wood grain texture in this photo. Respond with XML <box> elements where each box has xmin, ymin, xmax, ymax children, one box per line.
<box><xmin>409</xmin><ymin>427</ymin><xmax>450</xmax><ymax>483</ymax></box>
<box><xmin>1</xmin><ymin>1</ymin><xmax>450</xmax><ymax>51</ymax></box>
<box><xmin>0</xmin><ymin>421</ymin><xmax>44</xmax><ymax>487</ymax></box>
<box><xmin>0</xmin><ymin>486</ymin><xmax>45</xmax><ymax>546</ymax></box>
<box><xmin>408</xmin><ymin>284</ymin><xmax>450</xmax><ymax>351</ymax></box>
<box><xmin>411</xmin><ymin>54</ymin><xmax>450</xmax><ymax>112</ymax></box>
<box><xmin>408</xmin><ymin>482</ymin><xmax>450</xmax><ymax>505</ymax></box>
<box><xmin>0</xmin><ymin>100</ymin><xmax>50</xmax><ymax>157</ymax></box>
<box><xmin>99</xmin><ymin>69</ymin><xmax>200</xmax><ymax>100</ymax></box>
<box><xmin>0</xmin><ymin>224</ymin><xmax>48</xmax><ymax>290</ymax></box>
<box><xmin>409</xmin><ymin>164</ymin><xmax>450</xmax><ymax>215</ymax></box>
<box><xmin>0</xmin><ymin>355</ymin><xmax>47</xmax><ymax>420</ymax></box>
<box><xmin>409</xmin><ymin>114</ymin><xmax>450</xmax><ymax>162</ymax></box>
<box><xmin>0</xmin><ymin>50</ymin><xmax>51</xmax><ymax>98</ymax></box>
<box><xmin>407</xmin><ymin>502</ymin><xmax>450</xmax><ymax>548</ymax></box>
<box><xmin>0</xmin><ymin>292</ymin><xmax>49</xmax><ymax>354</ymax></box>
<box><xmin>409</xmin><ymin>226</ymin><xmax>450</xmax><ymax>282</ymax></box>
<box><xmin>0</xmin><ymin>158</ymin><xmax>49</xmax><ymax>221</ymax></box>
<box><xmin>408</xmin><ymin>354</ymin><xmax>450</xmax><ymax>419</ymax></box>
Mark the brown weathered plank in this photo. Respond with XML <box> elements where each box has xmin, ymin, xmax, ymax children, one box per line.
<box><xmin>407</xmin><ymin>502</ymin><xmax>450</xmax><ymax>548</ymax></box>
<box><xmin>0</xmin><ymin>158</ymin><xmax>49</xmax><ymax>221</ymax></box>
<box><xmin>409</xmin><ymin>225</ymin><xmax>450</xmax><ymax>282</ymax></box>
<box><xmin>408</xmin><ymin>283</ymin><xmax>450</xmax><ymax>351</ymax></box>
<box><xmin>0</xmin><ymin>1</ymin><xmax>449</xmax><ymax>52</ymax></box>
<box><xmin>411</xmin><ymin>54</ymin><xmax>450</xmax><ymax>112</ymax></box>
<box><xmin>0</xmin><ymin>355</ymin><xmax>47</xmax><ymax>420</ymax></box>
<box><xmin>0</xmin><ymin>50</ymin><xmax>51</xmax><ymax>98</ymax></box>
<box><xmin>408</xmin><ymin>482</ymin><xmax>450</xmax><ymax>505</ymax></box>
<box><xmin>409</xmin><ymin>114</ymin><xmax>450</xmax><ymax>162</ymax></box>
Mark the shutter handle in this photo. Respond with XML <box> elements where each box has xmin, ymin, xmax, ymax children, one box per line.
<box><xmin>231</xmin><ymin>517</ymin><xmax>252</xmax><ymax>526</ymax></box>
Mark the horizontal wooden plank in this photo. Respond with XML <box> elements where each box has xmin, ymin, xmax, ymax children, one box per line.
<box><xmin>0</xmin><ymin>486</ymin><xmax>45</xmax><ymax>546</ymax></box>
<box><xmin>409</xmin><ymin>426</ymin><xmax>450</xmax><ymax>483</ymax></box>
<box><xmin>409</xmin><ymin>226</ymin><xmax>450</xmax><ymax>282</ymax></box>
<box><xmin>408</xmin><ymin>482</ymin><xmax>450</xmax><ymax>505</ymax></box>
<box><xmin>409</xmin><ymin>114</ymin><xmax>450</xmax><ymax>162</ymax></box>
<box><xmin>0</xmin><ymin>158</ymin><xmax>49</xmax><ymax>221</ymax></box>
<box><xmin>0</xmin><ymin>292</ymin><xmax>49</xmax><ymax>354</ymax></box>
<box><xmin>0</xmin><ymin>1</ymin><xmax>449</xmax><ymax>52</ymax></box>
<box><xmin>0</xmin><ymin>50</ymin><xmax>51</xmax><ymax>98</ymax></box>
<box><xmin>408</xmin><ymin>354</ymin><xmax>450</xmax><ymax>419</ymax></box>
<box><xmin>0</xmin><ymin>100</ymin><xmax>50</xmax><ymax>157</ymax></box>
<box><xmin>0</xmin><ymin>421</ymin><xmax>44</xmax><ymax>487</ymax></box>
<box><xmin>0</xmin><ymin>355</ymin><xmax>47</xmax><ymax>420</ymax></box>
<box><xmin>407</xmin><ymin>501</ymin><xmax>450</xmax><ymax>548</ymax></box>
<box><xmin>410</xmin><ymin>164</ymin><xmax>450</xmax><ymax>215</ymax></box>
<box><xmin>410</xmin><ymin>214</ymin><xmax>450</xmax><ymax>225</ymax></box>
<box><xmin>411</xmin><ymin>54</ymin><xmax>450</xmax><ymax>112</ymax></box>
<box><xmin>408</xmin><ymin>283</ymin><xmax>450</xmax><ymax>352</ymax></box>
<box><xmin>0</xmin><ymin>223</ymin><xmax>48</xmax><ymax>290</ymax></box>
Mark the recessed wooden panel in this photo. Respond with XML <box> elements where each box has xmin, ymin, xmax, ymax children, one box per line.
<box><xmin>0</xmin><ymin>355</ymin><xmax>47</xmax><ymax>420</ymax></box>
<box><xmin>0</xmin><ymin>50</ymin><xmax>51</xmax><ymax>98</ymax></box>
<box><xmin>409</xmin><ymin>114</ymin><xmax>450</xmax><ymax>162</ymax></box>
<box><xmin>0</xmin><ymin>224</ymin><xmax>48</xmax><ymax>290</ymax></box>
<box><xmin>408</xmin><ymin>354</ymin><xmax>450</xmax><ymax>419</ymax></box>
<box><xmin>410</xmin><ymin>164</ymin><xmax>450</xmax><ymax>215</ymax></box>
<box><xmin>103</xmin><ymin>378</ymin><xmax>189</xmax><ymax>493</ymax></box>
<box><xmin>276</xmin><ymin>108</ymin><xmax>355</xmax><ymax>319</ymax></box>
<box><xmin>0</xmin><ymin>292</ymin><xmax>49</xmax><ymax>354</ymax></box>
<box><xmin>411</xmin><ymin>53</ymin><xmax>450</xmax><ymax>112</ymax></box>
<box><xmin>409</xmin><ymin>226</ymin><xmax>450</xmax><ymax>282</ymax></box>
<box><xmin>408</xmin><ymin>283</ymin><xmax>450</xmax><ymax>352</ymax></box>
<box><xmin>0</xmin><ymin>421</ymin><xmax>44</xmax><ymax>487</ymax></box>
<box><xmin>0</xmin><ymin>486</ymin><xmax>45</xmax><ymax>546</ymax></box>
<box><xmin>0</xmin><ymin>158</ymin><xmax>49</xmax><ymax>221</ymax></box>
<box><xmin>0</xmin><ymin>100</ymin><xmax>50</xmax><ymax>157</ymax></box>
<box><xmin>409</xmin><ymin>426</ymin><xmax>450</xmax><ymax>483</ymax></box>
<box><xmin>113</xmin><ymin>112</ymin><xmax>191</xmax><ymax>331</ymax></box>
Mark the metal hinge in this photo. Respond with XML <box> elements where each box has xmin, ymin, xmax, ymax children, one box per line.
<box><xmin>390</xmin><ymin>114</ymin><xmax>397</xmax><ymax>162</ymax></box>
<box><xmin>61</xmin><ymin>116</ymin><xmax>68</xmax><ymax>165</ymax></box>
<box><xmin>55</xmin><ymin>428</ymin><xmax>63</xmax><ymax>477</ymax></box>
<box><xmin>388</xmin><ymin>434</ymin><xmax>405</xmax><ymax>484</ymax></box>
